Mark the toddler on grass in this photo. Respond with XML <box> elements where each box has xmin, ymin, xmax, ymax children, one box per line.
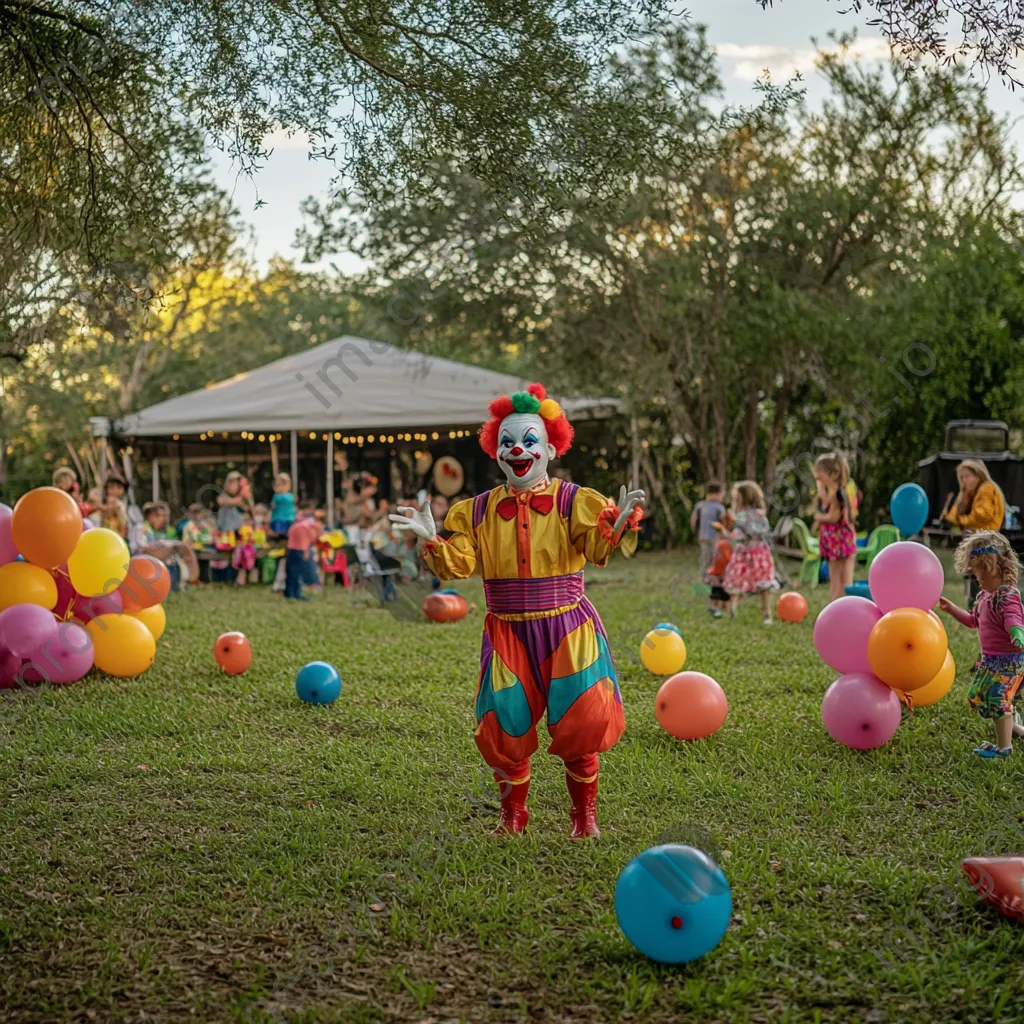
<box><xmin>938</xmin><ymin>531</ymin><xmax>1024</xmax><ymax>759</ymax></box>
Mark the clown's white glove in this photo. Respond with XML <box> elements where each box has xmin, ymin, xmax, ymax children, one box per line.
<box><xmin>613</xmin><ymin>485</ymin><xmax>646</xmax><ymax>534</ymax></box>
<box><xmin>389</xmin><ymin>499</ymin><xmax>438</xmax><ymax>543</ymax></box>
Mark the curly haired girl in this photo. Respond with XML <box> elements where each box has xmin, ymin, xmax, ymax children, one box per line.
<box><xmin>938</xmin><ymin>531</ymin><xmax>1024</xmax><ymax>758</ymax></box>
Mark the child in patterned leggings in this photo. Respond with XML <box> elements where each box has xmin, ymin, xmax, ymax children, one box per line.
<box><xmin>938</xmin><ymin>531</ymin><xmax>1024</xmax><ymax>759</ymax></box>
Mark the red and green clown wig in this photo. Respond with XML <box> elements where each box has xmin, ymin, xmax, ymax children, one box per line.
<box><xmin>479</xmin><ymin>383</ymin><xmax>574</xmax><ymax>459</ymax></box>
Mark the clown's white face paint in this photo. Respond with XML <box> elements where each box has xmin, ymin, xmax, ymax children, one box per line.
<box><xmin>496</xmin><ymin>413</ymin><xmax>555</xmax><ymax>490</ymax></box>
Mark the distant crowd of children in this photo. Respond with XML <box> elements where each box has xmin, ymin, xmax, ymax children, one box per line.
<box><xmin>47</xmin><ymin>464</ymin><xmax>468</xmax><ymax>603</ymax></box>
<box><xmin>691</xmin><ymin>453</ymin><xmax>862</xmax><ymax>624</ymax></box>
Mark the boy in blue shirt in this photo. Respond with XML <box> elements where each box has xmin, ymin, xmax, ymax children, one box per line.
<box><xmin>691</xmin><ymin>482</ymin><xmax>727</xmax><ymax>579</ymax></box>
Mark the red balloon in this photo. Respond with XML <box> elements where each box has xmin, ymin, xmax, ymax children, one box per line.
<box><xmin>962</xmin><ymin>858</ymin><xmax>1024</xmax><ymax>923</ymax></box>
<box><xmin>422</xmin><ymin>593</ymin><xmax>469</xmax><ymax>623</ymax></box>
<box><xmin>117</xmin><ymin>555</ymin><xmax>170</xmax><ymax>613</ymax></box>
<box><xmin>214</xmin><ymin>632</ymin><xmax>252</xmax><ymax>675</ymax></box>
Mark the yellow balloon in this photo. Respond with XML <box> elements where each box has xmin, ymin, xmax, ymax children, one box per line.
<box><xmin>0</xmin><ymin>562</ymin><xmax>58</xmax><ymax>611</ymax></box>
<box><xmin>86</xmin><ymin>613</ymin><xmax>156</xmax><ymax>677</ymax></box>
<box><xmin>68</xmin><ymin>528</ymin><xmax>130</xmax><ymax>598</ymax></box>
<box><xmin>130</xmin><ymin>603</ymin><xmax>166</xmax><ymax>641</ymax></box>
<box><xmin>640</xmin><ymin>629</ymin><xmax>687</xmax><ymax>675</ymax></box>
<box><xmin>894</xmin><ymin>651</ymin><xmax>956</xmax><ymax>708</ymax></box>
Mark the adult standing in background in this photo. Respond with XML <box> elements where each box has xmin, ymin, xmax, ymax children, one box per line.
<box><xmin>942</xmin><ymin>459</ymin><xmax>1007</xmax><ymax>609</ymax></box>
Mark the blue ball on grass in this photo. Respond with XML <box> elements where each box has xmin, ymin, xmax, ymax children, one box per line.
<box><xmin>654</xmin><ymin>622</ymin><xmax>682</xmax><ymax>637</ymax></box>
<box><xmin>615</xmin><ymin>844</ymin><xmax>731</xmax><ymax>963</ymax></box>
<box><xmin>295</xmin><ymin>661</ymin><xmax>342</xmax><ymax>705</ymax></box>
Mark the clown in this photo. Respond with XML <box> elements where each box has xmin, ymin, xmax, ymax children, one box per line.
<box><xmin>390</xmin><ymin>383</ymin><xmax>644</xmax><ymax>837</ymax></box>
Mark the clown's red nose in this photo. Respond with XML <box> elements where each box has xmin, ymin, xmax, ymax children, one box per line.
<box><xmin>510</xmin><ymin>446</ymin><xmax>524</xmax><ymax>456</ymax></box>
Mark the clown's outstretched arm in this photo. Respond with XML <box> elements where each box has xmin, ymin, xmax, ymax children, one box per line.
<box><xmin>391</xmin><ymin>498</ymin><xmax>478</xmax><ymax>580</ymax></box>
<box><xmin>570</xmin><ymin>484</ymin><xmax>645</xmax><ymax>567</ymax></box>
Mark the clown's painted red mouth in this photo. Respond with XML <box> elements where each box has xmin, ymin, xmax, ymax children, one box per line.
<box><xmin>505</xmin><ymin>457</ymin><xmax>534</xmax><ymax>477</ymax></box>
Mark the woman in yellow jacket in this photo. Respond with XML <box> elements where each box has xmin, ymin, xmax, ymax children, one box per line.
<box><xmin>943</xmin><ymin>459</ymin><xmax>1007</xmax><ymax>607</ymax></box>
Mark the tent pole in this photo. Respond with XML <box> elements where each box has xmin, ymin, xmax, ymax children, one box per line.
<box><xmin>630</xmin><ymin>413</ymin><xmax>641</xmax><ymax>489</ymax></box>
<box><xmin>290</xmin><ymin>430</ymin><xmax>298</xmax><ymax>498</ymax></box>
<box><xmin>326</xmin><ymin>434</ymin><xmax>335</xmax><ymax>527</ymax></box>
<box><xmin>152</xmin><ymin>459</ymin><xmax>160</xmax><ymax>502</ymax></box>
<box><xmin>270</xmin><ymin>439</ymin><xmax>279</xmax><ymax>479</ymax></box>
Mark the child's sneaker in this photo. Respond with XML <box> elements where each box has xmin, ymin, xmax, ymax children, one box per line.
<box><xmin>710</xmin><ymin>609</ymin><xmax>724</xmax><ymax>619</ymax></box>
<box><xmin>974</xmin><ymin>744</ymin><xmax>1013</xmax><ymax>759</ymax></box>
<box><xmin>763</xmin><ymin>618</ymin><xmax>773</xmax><ymax>627</ymax></box>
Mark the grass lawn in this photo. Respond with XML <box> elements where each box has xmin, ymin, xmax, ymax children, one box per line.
<box><xmin>4</xmin><ymin>549</ymin><xmax>1024</xmax><ymax>1023</ymax></box>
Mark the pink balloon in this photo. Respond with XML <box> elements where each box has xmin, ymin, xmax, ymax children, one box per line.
<box><xmin>822</xmin><ymin>672</ymin><xmax>902</xmax><ymax>750</ymax></box>
<box><xmin>21</xmin><ymin>622</ymin><xmax>94</xmax><ymax>685</ymax></box>
<box><xmin>0</xmin><ymin>504</ymin><xmax>17</xmax><ymax>566</ymax></box>
<box><xmin>0</xmin><ymin>604</ymin><xmax>59</xmax><ymax>659</ymax></box>
<box><xmin>813</xmin><ymin>596</ymin><xmax>882</xmax><ymax>674</ymax></box>
<box><xmin>869</xmin><ymin>541</ymin><xmax>945</xmax><ymax>614</ymax></box>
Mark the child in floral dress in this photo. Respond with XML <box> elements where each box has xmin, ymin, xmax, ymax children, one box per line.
<box><xmin>722</xmin><ymin>480</ymin><xmax>778</xmax><ymax>625</ymax></box>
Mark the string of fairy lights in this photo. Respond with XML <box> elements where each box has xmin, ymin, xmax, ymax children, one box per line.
<box><xmin>176</xmin><ymin>429</ymin><xmax>475</xmax><ymax>445</ymax></box>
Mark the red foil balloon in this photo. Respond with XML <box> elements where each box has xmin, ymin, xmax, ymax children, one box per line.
<box><xmin>422</xmin><ymin>593</ymin><xmax>469</xmax><ymax>623</ymax></box>
<box><xmin>962</xmin><ymin>857</ymin><xmax>1024</xmax><ymax>923</ymax></box>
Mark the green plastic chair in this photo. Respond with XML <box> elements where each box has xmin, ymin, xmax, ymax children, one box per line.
<box><xmin>857</xmin><ymin>524</ymin><xmax>901</xmax><ymax>568</ymax></box>
<box><xmin>788</xmin><ymin>518</ymin><xmax>821</xmax><ymax>588</ymax></box>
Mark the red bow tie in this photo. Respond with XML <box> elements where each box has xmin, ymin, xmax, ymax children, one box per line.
<box><xmin>496</xmin><ymin>493</ymin><xmax>554</xmax><ymax>520</ymax></box>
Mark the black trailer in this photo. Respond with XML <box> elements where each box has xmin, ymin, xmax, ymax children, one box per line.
<box><xmin>918</xmin><ymin>419</ymin><xmax>1024</xmax><ymax>552</ymax></box>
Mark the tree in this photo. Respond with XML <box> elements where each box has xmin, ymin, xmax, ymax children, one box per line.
<box><xmin>310</xmin><ymin>27</ymin><xmax>1024</xmax><ymax>538</ymax></box>
<box><xmin>754</xmin><ymin>0</ymin><xmax>1024</xmax><ymax>85</ymax></box>
<box><xmin>0</xmin><ymin>254</ymin><xmax>369</xmax><ymax>498</ymax></box>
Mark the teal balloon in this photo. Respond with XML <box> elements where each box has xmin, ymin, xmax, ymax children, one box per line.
<box><xmin>890</xmin><ymin>483</ymin><xmax>929</xmax><ymax>536</ymax></box>
<box><xmin>615</xmin><ymin>844</ymin><xmax>731</xmax><ymax>963</ymax></box>
<box><xmin>295</xmin><ymin>661</ymin><xmax>341</xmax><ymax>705</ymax></box>
<box><xmin>654</xmin><ymin>622</ymin><xmax>682</xmax><ymax>637</ymax></box>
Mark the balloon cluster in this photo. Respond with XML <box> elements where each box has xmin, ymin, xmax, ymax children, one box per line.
<box><xmin>813</xmin><ymin>542</ymin><xmax>951</xmax><ymax>750</ymax></box>
<box><xmin>0</xmin><ymin>488</ymin><xmax>169</xmax><ymax>689</ymax></box>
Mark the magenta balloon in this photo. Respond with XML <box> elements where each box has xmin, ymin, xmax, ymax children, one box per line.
<box><xmin>813</xmin><ymin>596</ymin><xmax>882</xmax><ymax>674</ymax></box>
<box><xmin>821</xmin><ymin>672</ymin><xmax>902</xmax><ymax>750</ymax></box>
<box><xmin>0</xmin><ymin>604</ymin><xmax>59</xmax><ymax>659</ymax></box>
<box><xmin>0</xmin><ymin>643</ymin><xmax>23</xmax><ymax>689</ymax></box>
<box><xmin>21</xmin><ymin>622</ymin><xmax>94</xmax><ymax>685</ymax></box>
<box><xmin>73</xmin><ymin>587</ymin><xmax>123</xmax><ymax>623</ymax></box>
<box><xmin>868</xmin><ymin>541</ymin><xmax>945</xmax><ymax>614</ymax></box>
<box><xmin>0</xmin><ymin>504</ymin><xmax>17</xmax><ymax>566</ymax></box>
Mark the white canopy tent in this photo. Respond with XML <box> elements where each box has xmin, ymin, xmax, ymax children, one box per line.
<box><xmin>116</xmin><ymin>336</ymin><xmax>619</xmax><ymax>435</ymax></box>
<box><xmin>115</xmin><ymin>337</ymin><xmax>627</xmax><ymax>522</ymax></box>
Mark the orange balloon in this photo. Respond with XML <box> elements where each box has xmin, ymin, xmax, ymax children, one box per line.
<box><xmin>867</xmin><ymin>607</ymin><xmax>947</xmax><ymax>692</ymax></box>
<box><xmin>214</xmin><ymin>632</ymin><xmax>252</xmax><ymax>675</ymax></box>
<box><xmin>893</xmin><ymin>651</ymin><xmax>956</xmax><ymax>707</ymax></box>
<box><xmin>118</xmin><ymin>555</ymin><xmax>171</xmax><ymax>613</ymax></box>
<box><xmin>777</xmin><ymin>592</ymin><xmax>808</xmax><ymax>623</ymax></box>
<box><xmin>11</xmin><ymin>487</ymin><xmax>82</xmax><ymax>569</ymax></box>
<box><xmin>655</xmin><ymin>671</ymin><xmax>729</xmax><ymax>741</ymax></box>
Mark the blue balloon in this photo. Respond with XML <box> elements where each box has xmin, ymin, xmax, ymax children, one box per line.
<box><xmin>654</xmin><ymin>622</ymin><xmax>682</xmax><ymax>637</ymax></box>
<box><xmin>437</xmin><ymin>588</ymin><xmax>459</xmax><ymax>596</ymax></box>
<box><xmin>615</xmin><ymin>844</ymin><xmax>732</xmax><ymax>963</ymax></box>
<box><xmin>890</xmin><ymin>483</ymin><xmax>929</xmax><ymax>537</ymax></box>
<box><xmin>295</xmin><ymin>661</ymin><xmax>342</xmax><ymax>705</ymax></box>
